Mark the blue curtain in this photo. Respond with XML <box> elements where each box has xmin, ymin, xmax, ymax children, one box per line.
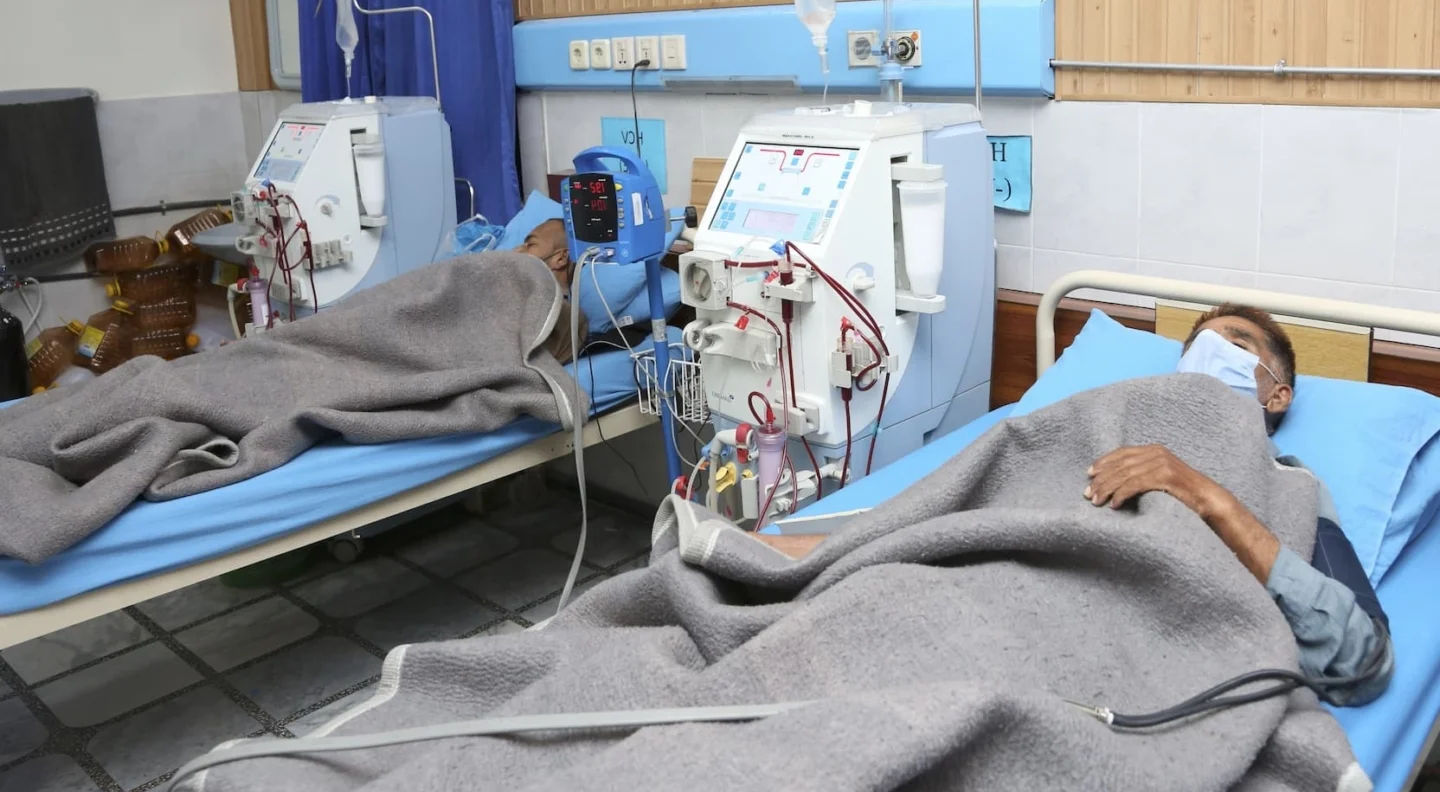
<box><xmin>298</xmin><ymin>0</ymin><xmax>521</xmax><ymax>224</ymax></box>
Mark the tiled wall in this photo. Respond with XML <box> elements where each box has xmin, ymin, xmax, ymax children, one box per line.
<box><xmin>0</xmin><ymin>91</ymin><xmax>300</xmax><ymax>330</ymax></box>
<box><xmin>519</xmin><ymin>92</ymin><xmax>1440</xmax><ymax>347</ymax></box>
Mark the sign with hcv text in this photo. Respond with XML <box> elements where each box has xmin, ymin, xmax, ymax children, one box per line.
<box><xmin>988</xmin><ymin>135</ymin><xmax>1032</xmax><ymax>213</ymax></box>
<box><xmin>600</xmin><ymin>117</ymin><xmax>668</xmax><ymax>195</ymax></box>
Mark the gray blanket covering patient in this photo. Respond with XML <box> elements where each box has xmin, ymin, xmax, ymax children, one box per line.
<box><xmin>0</xmin><ymin>251</ymin><xmax>583</xmax><ymax>563</ymax></box>
<box><xmin>179</xmin><ymin>374</ymin><xmax>1367</xmax><ymax>792</ymax></box>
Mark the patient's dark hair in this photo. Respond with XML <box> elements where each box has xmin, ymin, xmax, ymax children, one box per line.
<box><xmin>1185</xmin><ymin>303</ymin><xmax>1297</xmax><ymax>388</ymax></box>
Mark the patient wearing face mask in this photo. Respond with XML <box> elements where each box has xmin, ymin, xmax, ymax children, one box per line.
<box><xmin>1084</xmin><ymin>304</ymin><xmax>1393</xmax><ymax>704</ymax></box>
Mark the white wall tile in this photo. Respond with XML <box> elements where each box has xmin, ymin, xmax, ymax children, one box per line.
<box><xmin>516</xmin><ymin>92</ymin><xmax>547</xmax><ymax>196</ymax></box>
<box><xmin>1135</xmin><ymin>259</ymin><xmax>1258</xmax><ymax>289</ymax></box>
<box><xmin>1394</xmin><ymin>109</ymin><xmax>1440</xmax><ymax>291</ymax></box>
<box><xmin>994</xmin><ymin>209</ymin><xmax>1029</xmax><ymax>247</ymax></box>
<box><xmin>1031</xmin><ymin>101</ymin><xmax>1139</xmax><ymax>259</ymax></box>
<box><xmin>1379</xmin><ymin>286</ymin><xmax>1440</xmax><ymax>346</ymax></box>
<box><xmin>1032</xmin><ymin>248</ymin><xmax>1147</xmax><ymax>307</ymax></box>
<box><xmin>1257</xmin><ymin>106</ymin><xmax>1400</xmax><ymax>284</ymax></box>
<box><xmin>1255</xmin><ymin>273</ymin><xmax>1390</xmax><ymax>305</ymax></box>
<box><xmin>973</xmin><ymin>97</ymin><xmax>1037</xmax><ymax>137</ymax></box>
<box><xmin>239</xmin><ymin>92</ymin><xmax>264</xmax><ymax>158</ymax></box>
<box><xmin>98</xmin><ymin>93</ymin><xmax>249</xmax><ymax>209</ymax></box>
<box><xmin>1139</xmin><ymin>103</ymin><xmax>1262</xmax><ymax>270</ymax></box>
<box><xmin>996</xmin><ymin>244</ymin><xmax>1031</xmax><ymax>291</ymax></box>
<box><xmin>541</xmin><ymin>92</ymin><xmax>703</xmax><ymax>200</ymax></box>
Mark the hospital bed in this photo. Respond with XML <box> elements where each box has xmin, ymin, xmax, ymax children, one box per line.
<box><xmin>785</xmin><ymin>271</ymin><xmax>1440</xmax><ymax>792</ymax></box>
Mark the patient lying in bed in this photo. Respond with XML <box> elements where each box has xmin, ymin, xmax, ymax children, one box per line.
<box><xmin>762</xmin><ymin>304</ymin><xmax>1394</xmax><ymax>706</ymax></box>
<box><xmin>517</xmin><ymin>219</ymin><xmax>588</xmax><ymax>365</ymax></box>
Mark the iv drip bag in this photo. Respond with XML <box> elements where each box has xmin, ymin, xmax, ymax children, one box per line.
<box><xmin>794</xmin><ymin>0</ymin><xmax>836</xmax><ymax>73</ymax></box>
<box><xmin>336</xmin><ymin>0</ymin><xmax>359</xmax><ymax>94</ymax></box>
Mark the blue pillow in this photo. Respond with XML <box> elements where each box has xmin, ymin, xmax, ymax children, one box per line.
<box><xmin>1012</xmin><ymin>309</ymin><xmax>1440</xmax><ymax>584</ymax></box>
<box><xmin>497</xmin><ymin>190</ymin><xmax>563</xmax><ymax>251</ymax></box>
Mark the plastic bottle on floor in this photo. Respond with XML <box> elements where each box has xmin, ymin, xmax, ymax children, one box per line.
<box><xmin>25</xmin><ymin>320</ymin><xmax>85</xmax><ymax>391</ymax></box>
<box><xmin>128</xmin><ymin>293</ymin><xmax>197</xmax><ymax>332</ymax></box>
<box><xmin>131</xmin><ymin>326</ymin><xmax>199</xmax><ymax>360</ymax></box>
<box><xmin>188</xmin><ymin>325</ymin><xmax>228</xmax><ymax>352</ymax></box>
<box><xmin>50</xmin><ymin>365</ymin><xmax>96</xmax><ymax>390</ymax></box>
<box><xmin>105</xmin><ymin>257</ymin><xmax>199</xmax><ymax>303</ymax></box>
<box><xmin>166</xmin><ymin>207</ymin><xmax>232</xmax><ymax>259</ymax></box>
<box><xmin>84</xmin><ymin>237</ymin><xmax>169</xmax><ymax>274</ymax></box>
<box><xmin>75</xmin><ymin>299</ymin><xmax>136</xmax><ymax>374</ymax></box>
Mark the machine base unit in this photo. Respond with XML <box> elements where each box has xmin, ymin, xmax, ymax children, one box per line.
<box><xmin>233</xmin><ymin>96</ymin><xmax>456</xmax><ymax>315</ymax></box>
<box><xmin>681</xmin><ymin>100</ymin><xmax>995</xmax><ymax>516</ymax></box>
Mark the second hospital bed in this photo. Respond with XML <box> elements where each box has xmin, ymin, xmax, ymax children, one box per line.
<box><xmin>779</xmin><ymin>271</ymin><xmax>1440</xmax><ymax>792</ymax></box>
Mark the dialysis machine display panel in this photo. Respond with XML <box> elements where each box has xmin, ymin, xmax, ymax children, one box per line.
<box><xmin>251</xmin><ymin>122</ymin><xmax>325</xmax><ymax>184</ymax></box>
<box><xmin>708</xmin><ymin>143</ymin><xmax>857</xmax><ymax>244</ymax></box>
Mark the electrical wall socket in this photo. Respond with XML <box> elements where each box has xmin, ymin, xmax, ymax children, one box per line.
<box><xmin>612</xmin><ymin>36</ymin><xmax>636</xmax><ymax>70</ymax></box>
<box><xmin>847</xmin><ymin>30</ymin><xmax>879</xmax><ymax>67</ymax></box>
<box><xmin>568</xmin><ymin>40</ymin><xmax>590</xmax><ymax>70</ymax></box>
<box><xmin>660</xmin><ymin>34</ymin><xmax>687</xmax><ymax>69</ymax></box>
<box><xmin>635</xmin><ymin>36</ymin><xmax>660</xmax><ymax>69</ymax></box>
<box><xmin>589</xmin><ymin>39</ymin><xmax>612</xmax><ymax>70</ymax></box>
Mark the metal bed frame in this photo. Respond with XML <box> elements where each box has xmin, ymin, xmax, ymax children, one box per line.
<box><xmin>0</xmin><ymin>404</ymin><xmax>654</xmax><ymax>650</ymax></box>
<box><xmin>1037</xmin><ymin>269</ymin><xmax>1440</xmax><ymax>792</ymax></box>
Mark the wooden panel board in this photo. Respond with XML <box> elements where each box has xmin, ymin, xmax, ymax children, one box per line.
<box><xmin>1055</xmin><ymin>0</ymin><xmax>1440</xmax><ymax>109</ymax></box>
<box><xmin>517</xmin><ymin>0</ymin><xmax>813</xmax><ymax>20</ymax></box>
<box><xmin>1154</xmin><ymin>303</ymin><xmax>1372</xmax><ymax>381</ymax></box>
<box><xmin>690</xmin><ymin>157</ymin><xmax>727</xmax><ymax>221</ymax></box>
<box><xmin>990</xmin><ymin>292</ymin><xmax>1436</xmax><ymax>411</ymax></box>
<box><xmin>230</xmin><ymin>0</ymin><xmax>275</xmax><ymax>92</ymax></box>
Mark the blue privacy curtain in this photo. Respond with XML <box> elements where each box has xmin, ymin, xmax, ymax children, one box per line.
<box><xmin>298</xmin><ymin>0</ymin><xmax>521</xmax><ymax>224</ymax></box>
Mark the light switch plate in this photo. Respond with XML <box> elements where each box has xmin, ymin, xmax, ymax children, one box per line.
<box><xmin>589</xmin><ymin>39</ymin><xmax>612</xmax><ymax>70</ymax></box>
<box><xmin>635</xmin><ymin>36</ymin><xmax>660</xmax><ymax>69</ymax></box>
<box><xmin>660</xmin><ymin>35</ymin><xmax>687</xmax><ymax>70</ymax></box>
<box><xmin>568</xmin><ymin>40</ymin><xmax>590</xmax><ymax>70</ymax></box>
<box><xmin>612</xmin><ymin>36</ymin><xmax>636</xmax><ymax>70</ymax></box>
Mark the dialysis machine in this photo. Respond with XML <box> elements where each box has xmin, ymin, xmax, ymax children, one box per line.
<box><xmin>231</xmin><ymin>96</ymin><xmax>456</xmax><ymax>314</ymax></box>
<box><xmin>678</xmin><ymin>100</ymin><xmax>994</xmax><ymax>519</ymax></box>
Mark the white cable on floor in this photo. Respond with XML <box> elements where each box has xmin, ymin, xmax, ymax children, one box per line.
<box><xmin>556</xmin><ymin>249</ymin><xmax>598</xmax><ymax>616</ymax></box>
<box><xmin>16</xmin><ymin>278</ymin><xmax>42</xmax><ymax>337</ymax></box>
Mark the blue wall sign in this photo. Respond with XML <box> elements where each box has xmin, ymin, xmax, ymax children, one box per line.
<box><xmin>601</xmin><ymin>117</ymin><xmax>669</xmax><ymax>195</ymax></box>
<box><xmin>989</xmin><ymin>135</ymin><xmax>1031</xmax><ymax>213</ymax></box>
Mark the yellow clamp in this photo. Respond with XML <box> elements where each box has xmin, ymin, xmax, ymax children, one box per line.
<box><xmin>714</xmin><ymin>462</ymin><xmax>738</xmax><ymax>494</ymax></box>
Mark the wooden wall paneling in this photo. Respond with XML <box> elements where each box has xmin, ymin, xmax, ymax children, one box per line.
<box><xmin>1154</xmin><ymin>303</ymin><xmax>1372</xmax><ymax>381</ymax></box>
<box><xmin>1165</xmin><ymin>0</ymin><xmax>1201</xmax><ymax>99</ymax></box>
<box><xmin>1324</xmin><ymin>0</ymin><xmax>1363</xmax><ymax>102</ymax></box>
<box><xmin>690</xmin><ymin>157</ymin><xmax>726</xmax><ymax>222</ymax></box>
<box><xmin>1107</xmin><ymin>0</ymin><xmax>1139</xmax><ymax>98</ymax></box>
<box><xmin>1431</xmin><ymin>0</ymin><xmax>1440</xmax><ymax>103</ymax></box>
<box><xmin>516</xmin><ymin>0</ymin><xmax>797</xmax><ymax>20</ymax></box>
<box><xmin>1081</xmin><ymin>0</ymin><xmax>1111</xmax><ymax>97</ymax></box>
<box><xmin>1360</xmin><ymin>0</ymin><xmax>1396</xmax><ymax>103</ymax></box>
<box><xmin>1135</xmin><ymin>2</ymin><xmax>1170</xmax><ymax>98</ymax></box>
<box><xmin>1197</xmin><ymin>0</ymin><xmax>1233</xmax><ymax>98</ymax></box>
<box><xmin>1392</xmin><ymin>0</ymin><xmax>1434</xmax><ymax>103</ymax></box>
<box><xmin>230</xmin><ymin>0</ymin><xmax>275</xmax><ymax>92</ymax></box>
<box><xmin>1258</xmin><ymin>0</ymin><xmax>1294</xmax><ymax>100</ymax></box>
<box><xmin>1227</xmin><ymin>0</ymin><xmax>1261</xmax><ymax>98</ymax></box>
<box><xmin>1055</xmin><ymin>0</ymin><xmax>1087</xmax><ymax>97</ymax></box>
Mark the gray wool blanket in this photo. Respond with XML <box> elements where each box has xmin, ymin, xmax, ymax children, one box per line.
<box><xmin>0</xmin><ymin>251</ymin><xmax>584</xmax><ymax>563</ymax></box>
<box><xmin>179</xmin><ymin>374</ymin><xmax>1368</xmax><ymax>792</ymax></box>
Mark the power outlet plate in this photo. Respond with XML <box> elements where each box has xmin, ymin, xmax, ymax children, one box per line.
<box><xmin>847</xmin><ymin>30</ymin><xmax>879</xmax><ymax>67</ymax></box>
<box><xmin>612</xmin><ymin>36</ymin><xmax>636</xmax><ymax>70</ymax></box>
<box><xmin>635</xmin><ymin>35</ymin><xmax>660</xmax><ymax>69</ymax></box>
<box><xmin>568</xmin><ymin>40</ymin><xmax>590</xmax><ymax>70</ymax></box>
<box><xmin>892</xmin><ymin>29</ymin><xmax>922</xmax><ymax>66</ymax></box>
<box><xmin>589</xmin><ymin>39</ymin><xmax>612</xmax><ymax>70</ymax></box>
<box><xmin>660</xmin><ymin>34</ymin><xmax>687</xmax><ymax>69</ymax></box>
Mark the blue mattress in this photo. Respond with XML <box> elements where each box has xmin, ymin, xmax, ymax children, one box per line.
<box><xmin>0</xmin><ymin>333</ymin><xmax>667</xmax><ymax>616</ymax></box>
<box><xmin>793</xmin><ymin>405</ymin><xmax>1440</xmax><ymax>791</ymax></box>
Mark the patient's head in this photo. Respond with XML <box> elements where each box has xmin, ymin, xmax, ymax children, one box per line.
<box><xmin>1181</xmin><ymin>303</ymin><xmax>1296</xmax><ymax>433</ymax></box>
<box><xmin>516</xmin><ymin>219</ymin><xmax>573</xmax><ymax>289</ymax></box>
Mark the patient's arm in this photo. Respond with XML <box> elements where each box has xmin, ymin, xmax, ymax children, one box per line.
<box><xmin>753</xmin><ymin>533</ymin><xmax>825</xmax><ymax>559</ymax></box>
<box><xmin>1085</xmin><ymin>445</ymin><xmax>1280</xmax><ymax>582</ymax></box>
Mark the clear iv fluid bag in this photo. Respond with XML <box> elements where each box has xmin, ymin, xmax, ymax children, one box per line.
<box><xmin>336</xmin><ymin>0</ymin><xmax>359</xmax><ymax>90</ymax></box>
<box><xmin>794</xmin><ymin>0</ymin><xmax>836</xmax><ymax>43</ymax></box>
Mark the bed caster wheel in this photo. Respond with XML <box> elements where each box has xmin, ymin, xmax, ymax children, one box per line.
<box><xmin>507</xmin><ymin>469</ymin><xmax>548</xmax><ymax>507</ymax></box>
<box><xmin>328</xmin><ymin>536</ymin><xmax>363</xmax><ymax>564</ymax></box>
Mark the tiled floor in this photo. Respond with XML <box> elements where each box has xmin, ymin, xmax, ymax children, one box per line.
<box><xmin>0</xmin><ymin>495</ymin><xmax>652</xmax><ymax>792</ymax></box>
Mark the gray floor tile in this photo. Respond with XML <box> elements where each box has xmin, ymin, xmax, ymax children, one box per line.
<box><xmin>135</xmin><ymin>578</ymin><xmax>273</xmax><ymax>631</ymax></box>
<box><xmin>354</xmin><ymin>585</ymin><xmax>502</xmax><ymax>651</ymax></box>
<box><xmin>480</xmin><ymin>620</ymin><xmax>529</xmax><ymax>637</ymax></box>
<box><xmin>614</xmin><ymin>555</ymin><xmax>650</xmax><ymax>574</ymax></box>
<box><xmin>549</xmin><ymin>514</ymin><xmax>651</xmax><ymax>568</ymax></box>
<box><xmin>291</xmin><ymin>557</ymin><xmax>430</xmax><ymax>618</ymax></box>
<box><xmin>518</xmin><ymin>575</ymin><xmax>610</xmax><ymax>624</ymax></box>
<box><xmin>88</xmin><ymin>685</ymin><xmax>259</xmax><ymax>790</ymax></box>
<box><xmin>453</xmin><ymin>548</ymin><xmax>575</xmax><ymax>610</ymax></box>
<box><xmin>285</xmin><ymin>684</ymin><xmax>374</xmax><ymax>736</ymax></box>
<box><xmin>1</xmin><ymin>611</ymin><xmax>150</xmax><ymax>685</ymax></box>
<box><xmin>176</xmin><ymin>597</ymin><xmax>320</xmax><ymax>672</ymax></box>
<box><xmin>0</xmin><ymin>754</ymin><xmax>100</xmax><ymax>792</ymax></box>
<box><xmin>486</xmin><ymin>503</ymin><xmax>582</xmax><ymax>539</ymax></box>
<box><xmin>226</xmin><ymin>637</ymin><xmax>380</xmax><ymax>719</ymax></box>
<box><xmin>395</xmin><ymin>519</ymin><xmax>519</xmax><ymax>578</ymax></box>
<box><xmin>0</xmin><ymin>698</ymin><xmax>47</xmax><ymax>765</ymax></box>
<box><xmin>33</xmin><ymin>642</ymin><xmax>201</xmax><ymax>728</ymax></box>
<box><xmin>0</xmin><ymin>678</ymin><xmax>11</xmax><ymax>698</ymax></box>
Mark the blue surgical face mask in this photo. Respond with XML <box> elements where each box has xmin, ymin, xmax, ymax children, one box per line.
<box><xmin>1177</xmin><ymin>328</ymin><xmax>1280</xmax><ymax>401</ymax></box>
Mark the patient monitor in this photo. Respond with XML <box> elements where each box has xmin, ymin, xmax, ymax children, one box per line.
<box><xmin>232</xmin><ymin>97</ymin><xmax>456</xmax><ymax>312</ymax></box>
<box><xmin>680</xmin><ymin>101</ymin><xmax>994</xmax><ymax>513</ymax></box>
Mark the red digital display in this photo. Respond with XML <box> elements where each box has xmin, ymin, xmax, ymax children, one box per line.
<box><xmin>568</xmin><ymin>173</ymin><xmax>618</xmax><ymax>244</ymax></box>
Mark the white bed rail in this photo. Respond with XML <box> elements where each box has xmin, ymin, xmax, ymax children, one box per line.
<box><xmin>1037</xmin><ymin>271</ymin><xmax>1440</xmax><ymax>376</ymax></box>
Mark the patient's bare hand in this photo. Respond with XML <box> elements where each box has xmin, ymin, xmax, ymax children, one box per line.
<box><xmin>1085</xmin><ymin>445</ymin><xmax>1228</xmax><ymax>519</ymax></box>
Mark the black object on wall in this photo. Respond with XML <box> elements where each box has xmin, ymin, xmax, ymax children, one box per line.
<box><xmin>0</xmin><ymin>89</ymin><xmax>115</xmax><ymax>272</ymax></box>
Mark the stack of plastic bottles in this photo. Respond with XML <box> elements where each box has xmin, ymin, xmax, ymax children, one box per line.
<box><xmin>26</xmin><ymin>208</ymin><xmax>231</xmax><ymax>392</ymax></box>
